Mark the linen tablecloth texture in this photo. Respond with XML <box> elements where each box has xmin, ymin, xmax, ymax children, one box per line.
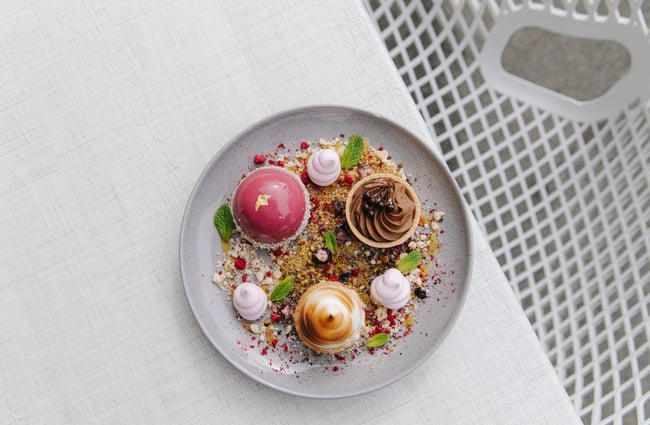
<box><xmin>0</xmin><ymin>1</ymin><xmax>581</xmax><ymax>424</ymax></box>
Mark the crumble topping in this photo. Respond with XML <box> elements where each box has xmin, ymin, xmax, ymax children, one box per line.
<box><xmin>212</xmin><ymin>136</ymin><xmax>446</xmax><ymax>371</ymax></box>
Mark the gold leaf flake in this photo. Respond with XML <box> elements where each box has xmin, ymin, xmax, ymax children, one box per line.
<box><xmin>255</xmin><ymin>194</ymin><xmax>270</xmax><ymax>211</ymax></box>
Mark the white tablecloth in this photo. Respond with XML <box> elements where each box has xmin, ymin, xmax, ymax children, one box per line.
<box><xmin>0</xmin><ymin>1</ymin><xmax>581</xmax><ymax>424</ymax></box>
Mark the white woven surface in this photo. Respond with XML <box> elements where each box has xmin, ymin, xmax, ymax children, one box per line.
<box><xmin>0</xmin><ymin>1</ymin><xmax>580</xmax><ymax>424</ymax></box>
<box><xmin>363</xmin><ymin>1</ymin><xmax>650</xmax><ymax>423</ymax></box>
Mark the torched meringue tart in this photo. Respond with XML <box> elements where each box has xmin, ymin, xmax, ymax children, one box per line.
<box><xmin>345</xmin><ymin>173</ymin><xmax>421</xmax><ymax>248</ymax></box>
<box><xmin>293</xmin><ymin>281</ymin><xmax>366</xmax><ymax>354</ymax></box>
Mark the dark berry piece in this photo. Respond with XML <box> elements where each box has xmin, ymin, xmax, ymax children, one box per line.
<box><xmin>331</xmin><ymin>200</ymin><xmax>345</xmax><ymax>216</ymax></box>
<box><xmin>414</xmin><ymin>287</ymin><xmax>427</xmax><ymax>299</ymax></box>
<box><xmin>335</xmin><ymin>227</ymin><xmax>350</xmax><ymax>244</ymax></box>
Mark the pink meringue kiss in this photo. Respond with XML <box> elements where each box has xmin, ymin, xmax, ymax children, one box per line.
<box><xmin>307</xmin><ymin>149</ymin><xmax>341</xmax><ymax>186</ymax></box>
<box><xmin>370</xmin><ymin>268</ymin><xmax>410</xmax><ymax>310</ymax></box>
<box><xmin>231</xmin><ymin>167</ymin><xmax>310</xmax><ymax>248</ymax></box>
<box><xmin>232</xmin><ymin>283</ymin><xmax>268</xmax><ymax>321</ymax></box>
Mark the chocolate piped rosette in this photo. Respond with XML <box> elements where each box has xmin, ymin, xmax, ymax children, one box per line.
<box><xmin>346</xmin><ymin>173</ymin><xmax>420</xmax><ymax>248</ymax></box>
<box><xmin>211</xmin><ymin>135</ymin><xmax>446</xmax><ymax>365</ymax></box>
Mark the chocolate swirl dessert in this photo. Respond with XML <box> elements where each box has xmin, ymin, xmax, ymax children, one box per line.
<box><xmin>345</xmin><ymin>173</ymin><xmax>420</xmax><ymax>248</ymax></box>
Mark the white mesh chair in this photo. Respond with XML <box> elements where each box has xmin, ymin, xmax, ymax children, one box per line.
<box><xmin>363</xmin><ymin>1</ymin><xmax>650</xmax><ymax>424</ymax></box>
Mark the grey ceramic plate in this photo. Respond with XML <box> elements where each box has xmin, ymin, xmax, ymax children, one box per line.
<box><xmin>179</xmin><ymin>105</ymin><xmax>473</xmax><ymax>398</ymax></box>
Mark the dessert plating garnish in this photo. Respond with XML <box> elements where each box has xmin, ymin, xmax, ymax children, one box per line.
<box><xmin>214</xmin><ymin>204</ymin><xmax>234</xmax><ymax>242</ymax></box>
<box><xmin>340</xmin><ymin>135</ymin><xmax>365</xmax><ymax>169</ymax></box>
<box><xmin>324</xmin><ymin>230</ymin><xmax>338</xmax><ymax>254</ymax></box>
<box><xmin>255</xmin><ymin>194</ymin><xmax>270</xmax><ymax>211</ymax></box>
<box><xmin>362</xmin><ymin>184</ymin><xmax>396</xmax><ymax>218</ymax></box>
<box><xmin>212</xmin><ymin>135</ymin><xmax>445</xmax><ymax>363</ymax></box>
<box><xmin>397</xmin><ymin>250</ymin><xmax>422</xmax><ymax>273</ymax></box>
<box><xmin>269</xmin><ymin>276</ymin><xmax>295</xmax><ymax>302</ymax></box>
<box><xmin>365</xmin><ymin>332</ymin><xmax>390</xmax><ymax>348</ymax></box>
<box><xmin>312</xmin><ymin>248</ymin><xmax>332</xmax><ymax>265</ymax></box>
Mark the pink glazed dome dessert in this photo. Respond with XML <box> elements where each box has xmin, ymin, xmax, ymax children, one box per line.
<box><xmin>231</xmin><ymin>167</ymin><xmax>310</xmax><ymax>248</ymax></box>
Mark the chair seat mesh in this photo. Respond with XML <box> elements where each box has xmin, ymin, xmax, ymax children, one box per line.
<box><xmin>363</xmin><ymin>1</ymin><xmax>650</xmax><ymax>423</ymax></box>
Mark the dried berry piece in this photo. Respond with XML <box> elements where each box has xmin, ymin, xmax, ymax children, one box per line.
<box><xmin>300</xmin><ymin>170</ymin><xmax>309</xmax><ymax>184</ymax></box>
<box><xmin>234</xmin><ymin>257</ymin><xmax>246</xmax><ymax>270</ymax></box>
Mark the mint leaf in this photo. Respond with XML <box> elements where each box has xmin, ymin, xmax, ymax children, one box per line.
<box><xmin>365</xmin><ymin>333</ymin><xmax>390</xmax><ymax>348</ymax></box>
<box><xmin>397</xmin><ymin>250</ymin><xmax>422</xmax><ymax>273</ymax></box>
<box><xmin>340</xmin><ymin>135</ymin><xmax>365</xmax><ymax>169</ymax></box>
<box><xmin>214</xmin><ymin>204</ymin><xmax>234</xmax><ymax>241</ymax></box>
<box><xmin>324</xmin><ymin>230</ymin><xmax>337</xmax><ymax>254</ymax></box>
<box><xmin>270</xmin><ymin>276</ymin><xmax>294</xmax><ymax>302</ymax></box>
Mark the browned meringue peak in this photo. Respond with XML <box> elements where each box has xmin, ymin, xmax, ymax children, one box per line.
<box><xmin>346</xmin><ymin>173</ymin><xmax>420</xmax><ymax>248</ymax></box>
<box><xmin>293</xmin><ymin>281</ymin><xmax>366</xmax><ymax>354</ymax></box>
